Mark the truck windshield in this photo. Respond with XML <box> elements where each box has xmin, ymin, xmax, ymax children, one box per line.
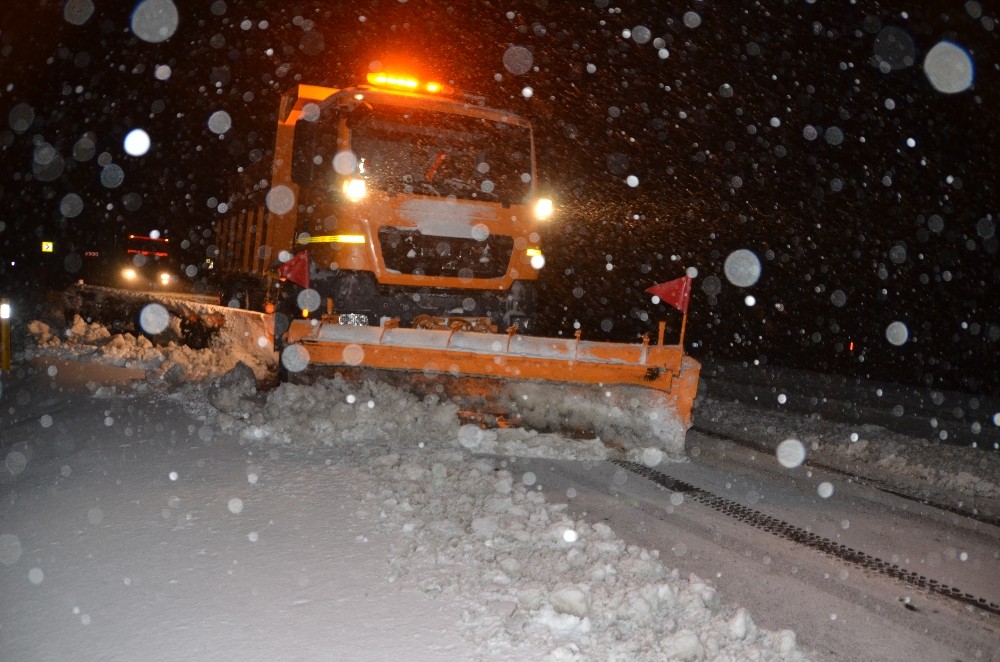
<box><xmin>348</xmin><ymin>104</ymin><xmax>533</xmax><ymax>204</ymax></box>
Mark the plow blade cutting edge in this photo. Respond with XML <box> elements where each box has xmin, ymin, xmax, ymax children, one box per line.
<box><xmin>283</xmin><ymin>319</ymin><xmax>701</xmax><ymax>455</ymax></box>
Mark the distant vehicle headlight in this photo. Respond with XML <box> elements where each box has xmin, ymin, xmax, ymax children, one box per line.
<box><xmin>122</xmin><ymin>268</ymin><xmax>138</xmax><ymax>281</ymax></box>
<box><xmin>159</xmin><ymin>272</ymin><xmax>171</xmax><ymax>285</ymax></box>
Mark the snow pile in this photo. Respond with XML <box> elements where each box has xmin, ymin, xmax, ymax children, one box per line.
<box><xmin>824</xmin><ymin>431</ymin><xmax>1000</xmax><ymax>500</ymax></box>
<box><xmin>203</xmin><ymin>371</ymin><xmax>808</xmax><ymax>660</ymax></box>
<box><xmin>696</xmin><ymin>396</ymin><xmax>1000</xmax><ymax>504</ymax></box>
<box><xmin>211</xmin><ymin>373</ymin><xmax>612</xmax><ymax>465</ymax></box>
<box><xmin>210</xmin><ymin>371</ymin><xmax>672</xmax><ymax>468</ymax></box>
<box><xmin>368</xmin><ymin>457</ymin><xmax>805</xmax><ymax>660</ymax></box>
<box><xmin>23</xmin><ymin>314</ymin><xmax>273</xmax><ymax>384</ymax></box>
<box><xmin>507</xmin><ymin>381</ymin><xmax>689</xmax><ymax>459</ymax></box>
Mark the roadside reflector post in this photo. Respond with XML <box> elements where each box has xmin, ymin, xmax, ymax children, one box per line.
<box><xmin>657</xmin><ymin>320</ymin><xmax>666</xmax><ymax>346</ymax></box>
<box><xmin>0</xmin><ymin>298</ymin><xmax>11</xmax><ymax>372</ymax></box>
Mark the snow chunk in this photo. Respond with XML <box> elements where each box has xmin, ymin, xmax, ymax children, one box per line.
<box><xmin>208</xmin><ymin>361</ymin><xmax>259</xmax><ymax>415</ymax></box>
<box><xmin>661</xmin><ymin>629</ymin><xmax>703</xmax><ymax>661</ymax></box>
<box><xmin>549</xmin><ymin>585</ymin><xmax>590</xmax><ymax>618</ymax></box>
<box><xmin>728</xmin><ymin>607</ymin><xmax>758</xmax><ymax>640</ymax></box>
<box><xmin>470</xmin><ymin>516</ymin><xmax>500</xmax><ymax>538</ymax></box>
<box><xmin>534</xmin><ymin>605</ymin><xmax>591</xmax><ymax>638</ymax></box>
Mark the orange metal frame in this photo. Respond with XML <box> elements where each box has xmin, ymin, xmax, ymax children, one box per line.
<box><xmin>284</xmin><ymin>320</ymin><xmax>701</xmax><ymax>427</ymax></box>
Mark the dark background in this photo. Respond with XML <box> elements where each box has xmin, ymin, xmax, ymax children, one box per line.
<box><xmin>1</xmin><ymin>0</ymin><xmax>997</xmax><ymax>394</ymax></box>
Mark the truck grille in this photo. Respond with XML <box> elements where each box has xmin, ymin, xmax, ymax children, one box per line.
<box><xmin>377</xmin><ymin>228</ymin><xmax>513</xmax><ymax>279</ymax></box>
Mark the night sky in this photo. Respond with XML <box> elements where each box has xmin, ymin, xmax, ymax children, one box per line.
<box><xmin>1</xmin><ymin>0</ymin><xmax>997</xmax><ymax>394</ymax></box>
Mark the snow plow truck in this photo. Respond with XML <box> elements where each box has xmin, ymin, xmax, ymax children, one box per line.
<box><xmin>215</xmin><ymin>71</ymin><xmax>702</xmax><ymax>448</ymax></box>
<box><xmin>215</xmin><ymin>72</ymin><xmax>550</xmax><ymax>329</ymax></box>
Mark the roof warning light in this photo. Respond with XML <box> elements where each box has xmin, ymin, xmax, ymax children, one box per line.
<box><xmin>366</xmin><ymin>72</ymin><xmax>451</xmax><ymax>95</ymax></box>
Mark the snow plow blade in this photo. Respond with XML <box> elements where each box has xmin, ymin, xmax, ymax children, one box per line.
<box><xmin>62</xmin><ymin>283</ymin><xmax>276</xmax><ymax>355</ymax></box>
<box><xmin>283</xmin><ymin>319</ymin><xmax>701</xmax><ymax>452</ymax></box>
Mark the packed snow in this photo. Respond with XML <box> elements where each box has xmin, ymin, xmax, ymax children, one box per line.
<box><xmin>3</xmin><ymin>297</ymin><xmax>997</xmax><ymax>659</ymax></box>
<box><xmin>697</xmin><ymin>396</ymin><xmax>1000</xmax><ymax>508</ymax></box>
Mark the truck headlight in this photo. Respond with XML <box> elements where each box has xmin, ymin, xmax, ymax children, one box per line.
<box><xmin>122</xmin><ymin>268</ymin><xmax>138</xmax><ymax>281</ymax></box>
<box><xmin>159</xmin><ymin>272</ymin><xmax>171</xmax><ymax>285</ymax></box>
<box><xmin>533</xmin><ymin>197</ymin><xmax>554</xmax><ymax>221</ymax></box>
<box><xmin>342</xmin><ymin>178</ymin><xmax>367</xmax><ymax>202</ymax></box>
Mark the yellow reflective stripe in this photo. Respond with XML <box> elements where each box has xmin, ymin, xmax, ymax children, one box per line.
<box><xmin>296</xmin><ymin>234</ymin><xmax>366</xmax><ymax>245</ymax></box>
<box><xmin>526</xmin><ymin>248</ymin><xmax>543</xmax><ymax>257</ymax></box>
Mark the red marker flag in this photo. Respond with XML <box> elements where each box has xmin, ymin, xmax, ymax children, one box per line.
<box><xmin>277</xmin><ymin>250</ymin><xmax>310</xmax><ymax>289</ymax></box>
<box><xmin>646</xmin><ymin>275</ymin><xmax>692</xmax><ymax>313</ymax></box>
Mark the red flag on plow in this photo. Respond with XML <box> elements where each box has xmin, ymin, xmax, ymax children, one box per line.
<box><xmin>646</xmin><ymin>275</ymin><xmax>692</xmax><ymax>313</ymax></box>
<box><xmin>278</xmin><ymin>250</ymin><xmax>310</xmax><ymax>289</ymax></box>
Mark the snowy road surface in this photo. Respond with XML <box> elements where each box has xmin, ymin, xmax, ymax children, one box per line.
<box><xmin>3</xmin><ymin>359</ymin><xmax>817</xmax><ymax>661</ymax></box>
<box><xmin>3</xmin><ymin>358</ymin><xmax>998</xmax><ymax>661</ymax></box>
<box><xmin>512</xmin><ymin>435</ymin><xmax>1000</xmax><ymax>661</ymax></box>
<box><xmin>1</xmin><ymin>364</ymin><xmax>481</xmax><ymax>661</ymax></box>
<box><xmin>3</xmin><ymin>302</ymin><xmax>1000</xmax><ymax>660</ymax></box>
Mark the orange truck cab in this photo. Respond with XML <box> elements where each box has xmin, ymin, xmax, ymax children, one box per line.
<box><xmin>216</xmin><ymin>72</ymin><xmax>553</xmax><ymax>331</ymax></box>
